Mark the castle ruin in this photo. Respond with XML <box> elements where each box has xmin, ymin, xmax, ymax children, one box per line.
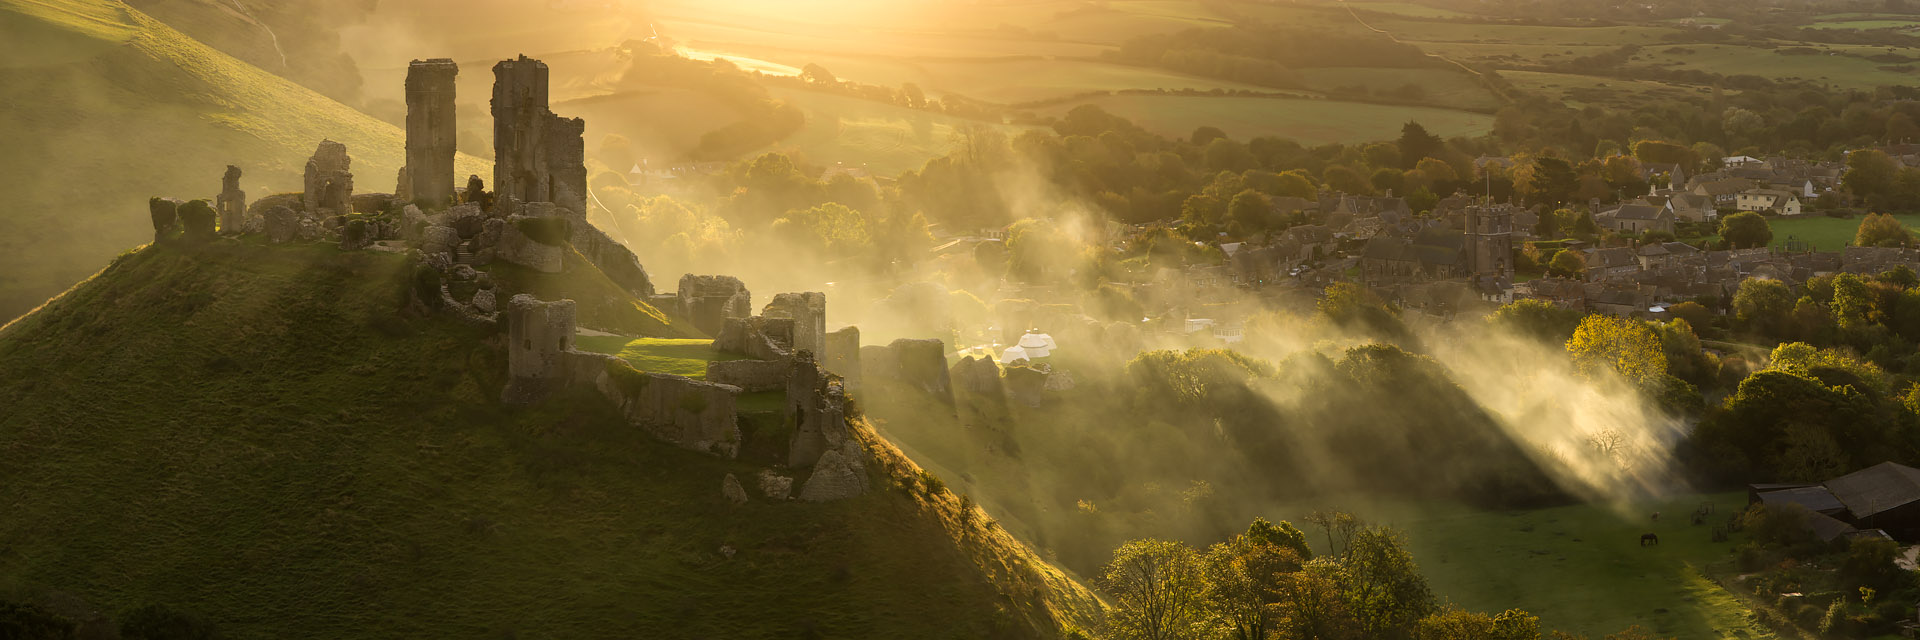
<box><xmin>402</xmin><ymin>59</ymin><xmax>460</xmax><ymax>207</ymax></box>
<box><xmin>491</xmin><ymin>56</ymin><xmax>587</xmax><ymax>218</ymax></box>
<box><xmin>303</xmin><ymin>140</ymin><xmax>354</xmax><ymax>215</ymax></box>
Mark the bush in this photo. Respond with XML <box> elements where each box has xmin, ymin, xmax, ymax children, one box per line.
<box><xmin>514</xmin><ymin>216</ymin><xmax>572</xmax><ymax>246</ymax></box>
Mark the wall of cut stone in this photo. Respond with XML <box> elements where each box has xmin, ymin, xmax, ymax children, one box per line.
<box><xmin>581</xmin><ymin>356</ymin><xmax>743</xmax><ymax>458</ymax></box>
<box><xmin>404</xmin><ymin>58</ymin><xmax>459</xmax><ymax>207</ymax></box>
<box><xmin>502</xmin><ymin>295</ymin><xmax>576</xmax><ymax>404</ymax></box>
<box><xmin>705</xmin><ymin>359</ymin><xmax>789</xmax><ymax>392</ymax></box>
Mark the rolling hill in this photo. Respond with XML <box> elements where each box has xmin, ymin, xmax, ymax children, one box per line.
<box><xmin>0</xmin><ymin>0</ymin><xmax>487</xmax><ymax>323</ymax></box>
<box><xmin>0</xmin><ymin>237</ymin><xmax>1104</xmax><ymax>638</ymax></box>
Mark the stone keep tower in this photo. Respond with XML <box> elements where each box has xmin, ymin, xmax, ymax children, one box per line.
<box><xmin>503</xmin><ymin>294</ymin><xmax>577</xmax><ymax>404</ymax></box>
<box><xmin>491</xmin><ymin>55</ymin><xmax>587</xmax><ymax>218</ymax></box>
<box><xmin>1464</xmin><ymin>204</ymin><xmax>1514</xmax><ymax>278</ymax></box>
<box><xmin>403</xmin><ymin>58</ymin><xmax>459</xmax><ymax>207</ymax></box>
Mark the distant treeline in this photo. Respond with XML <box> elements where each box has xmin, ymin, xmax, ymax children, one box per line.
<box><xmin>619</xmin><ymin>41</ymin><xmax>805</xmax><ymax>161</ymax></box>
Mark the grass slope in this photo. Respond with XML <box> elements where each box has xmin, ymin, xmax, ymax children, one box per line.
<box><xmin>487</xmin><ymin>248</ymin><xmax>702</xmax><ymax>339</ymax></box>
<box><xmin>0</xmin><ymin>240</ymin><xmax>1102</xmax><ymax>638</ymax></box>
<box><xmin>576</xmin><ymin>336</ymin><xmax>748</xmax><ymax>378</ymax></box>
<box><xmin>0</xmin><ymin>0</ymin><xmax>487</xmax><ymax>322</ymax></box>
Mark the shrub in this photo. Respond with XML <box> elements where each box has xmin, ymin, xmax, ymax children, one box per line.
<box><xmin>412</xmin><ymin>265</ymin><xmax>444</xmax><ymax>309</ymax></box>
<box><xmin>514</xmin><ymin>216</ymin><xmax>572</xmax><ymax>246</ymax></box>
<box><xmin>0</xmin><ymin>599</ymin><xmax>75</xmax><ymax>639</ymax></box>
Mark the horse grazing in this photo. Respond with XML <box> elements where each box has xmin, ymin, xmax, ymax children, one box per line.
<box><xmin>1640</xmin><ymin>533</ymin><xmax>1660</xmax><ymax>546</ymax></box>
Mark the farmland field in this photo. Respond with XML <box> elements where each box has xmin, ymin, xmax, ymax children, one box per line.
<box><xmin>1652</xmin><ymin>44</ymin><xmax>1920</xmax><ymax>89</ymax></box>
<box><xmin>1501</xmin><ymin>70</ymin><xmax>1713</xmax><ymax>107</ymax></box>
<box><xmin>1038</xmin><ymin>94</ymin><xmax>1494</xmax><ymax>145</ymax></box>
<box><xmin>1297</xmin><ymin>66</ymin><xmax>1503</xmax><ymax>112</ymax></box>
<box><xmin>767</xmin><ymin>89</ymin><xmax>1040</xmax><ymax>175</ymax></box>
<box><xmin>1373</xmin><ymin>493</ymin><xmax>1777</xmax><ymax>639</ymax></box>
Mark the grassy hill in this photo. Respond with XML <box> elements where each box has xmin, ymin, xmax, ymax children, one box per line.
<box><xmin>0</xmin><ymin>239</ymin><xmax>1103</xmax><ymax>638</ymax></box>
<box><xmin>0</xmin><ymin>0</ymin><xmax>487</xmax><ymax>323</ymax></box>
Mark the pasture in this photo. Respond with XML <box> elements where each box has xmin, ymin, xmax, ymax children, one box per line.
<box><xmin>1765</xmin><ymin>214</ymin><xmax>1920</xmax><ymax>252</ymax></box>
<box><xmin>1651</xmin><ymin>44</ymin><xmax>1920</xmax><ymax>89</ymax></box>
<box><xmin>1371</xmin><ymin>492</ymin><xmax>1777</xmax><ymax>639</ymax></box>
<box><xmin>765</xmin><ymin>89</ymin><xmax>1039</xmax><ymax>176</ymax></box>
<box><xmin>1038</xmin><ymin>94</ymin><xmax>1494</xmax><ymax>146</ymax></box>
<box><xmin>1297</xmin><ymin>66</ymin><xmax>1503</xmax><ymax>112</ymax></box>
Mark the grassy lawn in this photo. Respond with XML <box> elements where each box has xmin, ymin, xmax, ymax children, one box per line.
<box><xmin>1374</xmin><ymin>493</ymin><xmax>1776</xmax><ymax>639</ymax></box>
<box><xmin>1760</xmin><ymin>214</ymin><xmax>1920</xmax><ymax>252</ymax></box>
<box><xmin>575</xmin><ymin>336</ymin><xmax>748</xmax><ymax>378</ymax></box>
<box><xmin>1038</xmin><ymin>94</ymin><xmax>1493</xmax><ymax>146</ymax></box>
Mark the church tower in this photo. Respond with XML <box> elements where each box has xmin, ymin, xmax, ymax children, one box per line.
<box><xmin>1464</xmin><ymin>205</ymin><xmax>1514</xmax><ymax>278</ymax></box>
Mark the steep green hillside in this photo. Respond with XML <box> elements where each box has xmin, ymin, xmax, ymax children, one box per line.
<box><xmin>0</xmin><ymin>240</ymin><xmax>1102</xmax><ymax>638</ymax></box>
<box><xmin>0</xmin><ymin>0</ymin><xmax>486</xmax><ymax>322</ymax></box>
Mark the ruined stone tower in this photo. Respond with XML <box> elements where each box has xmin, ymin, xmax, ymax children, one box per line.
<box><xmin>491</xmin><ymin>55</ymin><xmax>587</xmax><ymax>217</ymax></box>
<box><xmin>1464</xmin><ymin>204</ymin><xmax>1514</xmax><ymax>278</ymax></box>
<box><xmin>217</xmin><ymin>165</ymin><xmax>245</xmax><ymax>233</ymax></box>
<box><xmin>403</xmin><ymin>59</ymin><xmax>459</xmax><ymax>207</ymax></box>
<box><xmin>303</xmin><ymin>140</ymin><xmax>353</xmax><ymax>215</ymax></box>
<box><xmin>502</xmin><ymin>294</ymin><xmax>577</xmax><ymax>404</ymax></box>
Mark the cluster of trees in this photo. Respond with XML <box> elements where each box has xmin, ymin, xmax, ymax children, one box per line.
<box><xmin>1097</xmin><ymin>516</ymin><xmax>1662</xmax><ymax>640</ymax></box>
<box><xmin>1728</xmin><ymin>269</ymin><xmax>1920</xmax><ymax>370</ymax></box>
<box><xmin>1841</xmin><ymin>150</ymin><xmax>1920</xmax><ymax>213</ymax></box>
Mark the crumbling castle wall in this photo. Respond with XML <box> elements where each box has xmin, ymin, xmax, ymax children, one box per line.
<box><xmin>303</xmin><ymin>140</ymin><xmax>354</xmax><ymax>215</ymax></box>
<box><xmin>491</xmin><ymin>56</ymin><xmax>587</xmax><ymax>218</ymax></box>
<box><xmin>677</xmin><ymin>274</ymin><xmax>751</xmax><ymax>336</ymax></box>
<box><xmin>786</xmin><ymin>350</ymin><xmax>853</xmax><ymax>469</ymax></box>
<box><xmin>824</xmin><ymin>326</ymin><xmax>861</xmax><ymax>388</ymax></box>
<box><xmin>217</xmin><ymin>166</ymin><xmax>245</xmax><ymax>234</ymax></box>
<box><xmin>705</xmin><ymin>359</ymin><xmax>789</xmax><ymax>392</ymax></box>
<box><xmin>762</xmin><ymin>292</ymin><xmax>825</xmax><ymax>356</ymax></box>
<box><xmin>403</xmin><ymin>59</ymin><xmax>459</xmax><ymax>207</ymax></box>
<box><xmin>502</xmin><ymin>294</ymin><xmax>577</xmax><ymax>404</ymax></box>
<box><xmin>588</xmin><ymin>366</ymin><xmax>742</xmax><ymax>458</ymax></box>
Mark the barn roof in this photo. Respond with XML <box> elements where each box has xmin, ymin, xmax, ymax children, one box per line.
<box><xmin>1808</xmin><ymin>511</ymin><xmax>1859</xmax><ymax>542</ymax></box>
<box><xmin>1824</xmin><ymin>461</ymin><xmax>1920</xmax><ymax>519</ymax></box>
<box><xmin>1758</xmin><ymin>486</ymin><xmax>1847</xmax><ymax>515</ymax></box>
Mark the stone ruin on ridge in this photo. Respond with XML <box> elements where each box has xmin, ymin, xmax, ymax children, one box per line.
<box><xmin>141</xmin><ymin>53</ymin><xmax>925</xmax><ymax>504</ymax></box>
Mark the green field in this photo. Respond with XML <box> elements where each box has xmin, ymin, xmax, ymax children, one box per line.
<box><xmin>1375</xmin><ymin>493</ymin><xmax>1775</xmax><ymax>639</ymax></box>
<box><xmin>766</xmin><ymin>89</ymin><xmax>1040</xmax><ymax>176</ymax></box>
<box><xmin>1298</xmin><ymin>66</ymin><xmax>1503</xmax><ymax>111</ymax></box>
<box><xmin>1338</xmin><ymin>1</ymin><xmax>1476</xmax><ymax>19</ymax></box>
<box><xmin>1807</xmin><ymin>19</ymin><xmax>1920</xmax><ymax>30</ymax></box>
<box><xmin>1501</xmin><ymin>70</ymin><xmax>1712</xmax><ymax>107</ymax></box>
<box><xmin>1040</xmin><ymin>94</ymin><xmax>1494</xmax><ymax>146</ymax></box>
<box><xmin>1767</xmin><ymin>214</ymin><xmax>1920</xmax><ymax>251</ymax></box>
<box><xmin>1653</xmin><ymin>44</ymin><xmax>1920</xmax><ymax>89</ymax></box>
<box><xmin>577</xmin><ymin>336</ymin><xmax>748</xmax><ymax>378</ymax></box>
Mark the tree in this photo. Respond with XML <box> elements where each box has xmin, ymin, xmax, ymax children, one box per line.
<box><xmin>799</xmin><ymin>63</ymin><xmax>838</xmax><ymax>86</ymax></box>
<box><xmin>1398</xmin><ymin>122</ymin><xmax>1443</xmax><ymax>169</ymax></box>
<box><xmin>1720</xmin><ymin>212</ymin><xmax>1773</xmax><ymax>250</ymax></box>
<box><xmin>1855</xmin><ymin>212</ymin><xmax>1913</xmax><ymax>248</ymax></box>
<box><xmin>1534</xmin><ymin>209</ymin><xmax>1563</xmax><ymax>239</ymax></box>
<box><xmin>1733</xmin><ymin>278</ymin><xmax>1793</xmax><ymax>337</ymax></box>
<box><xmin>1324</xmin><ymin>165</ymin><xmax>1372</xmax><ymax>195</ymax></box>
<box><xmin>1246</xmin><ymin>517</ymin><xmax>1314</xmax><ymax>560</ymax></box>
<box><xmin>1844</xmin><ymin>149</ymin><xmax>1898</xmax><ymax>200</ymax></box>
<box><xmin>1277</xmin><ymin>561</ymin><xmax>1362</xmax><ymax>640</ymax></box>
<box><xmin>1205</xmin><ymin>138</ymin><xmax>1256</xmax><ymax>173</ymax></box>
<box><xmin>1272</xmin><ymin>170</ymin><xmax>1318</xmax><ymax>199</ymax></box>
<box><xmin>1102</xmin><ymin>539</ymin><xmax>1215</xmax><ymax>640</ymax></box>
<box><xmin>1520</xmin><ymin>157</ymin><xmax>1578</xmax><ymax>208</ymax></box>
<box><xmin>1667</xmin><ymin>301</ymin><xmax>1713</xmax><ymax>334</ymax></box>
<box><xmin>1416</xmin><ymin>608</ymin><xmax>1542</xmax><ymax>640</ymax></box>
<box><xmin>1228</xmin><ymin>189</ymin><xmax>1272</xmax><ymax>231</ymax></box>
<box><xmin>1340</xmin><ymin>527</ymin><xmax>1436</xmax><ymax>638</ymax></box>
<box><xmin>1489</xmin><ymin>299</ymin><xmax>1584</xmax><ymax>344</ymax></box>
<box><xmin>1567</xmin><ymin>315</ymin><xmax>1666</xmax><ymax>388</ymax></box>
<box><xmin>1204</xmin><ymin>530</ymin><xmax>1304</xmax><ymax>640</ymax></box>
<box><xmin>771</xmin><ymin>203</ymin><xmax>871</xmax><ymax>255</ymax></box>
<box><xmin>1414</xmin><ymin>157</ymin><xmax>1457</xmax><ymax>186</ymax></box>
<box><xmin>1181</xmin><ymin>193</ymin><xmax>1226</xmax><ymax>226</ymax></box>
<box><xmin>1191</xmin><ymin>126</ymin><xmax>1228</xmax><ymax>146</ymax></box>
<box><xmin>1631</xmin><ymin>140</ymin><xmax>1696</xmax><ymax>171</ymax></box>
<box><xmin>1547</xmin><ymin>250</ymin><xmax>1586</xmax><ymax>278</ymax></box>
<box><xmin>1830</xmin><ymin>272</ymin><xmax>1879</xmax><ymax>331</ymax></box>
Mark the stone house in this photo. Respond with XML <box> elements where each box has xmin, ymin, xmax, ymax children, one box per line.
<box><xmin>1637</xmin><ymin>241</ymin><xmax>1701</xmax><ymax>269</ymax></box>
<box><xmin>1584</xmin><ymin>246</ymin><xmax>1643</xmax><ymax>282</ymax></box>
<box><xmin>1599</xmin><ymin>203</ymin><xmax>1675</xmax><ymax>235</ymax></box>
<box><xmin>1736</xmin><ymin>189</ymin><xmax>1802</xmax><ymax>215</ymax></box>
<box><xmin>1692</xmin><ymin>178</ymin><xmax>1752</xmax><ymax>207</ymax></box>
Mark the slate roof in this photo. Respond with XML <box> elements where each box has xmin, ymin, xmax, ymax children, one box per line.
<box><xmin>1757</xmin><ymin>486</ymin><xmax>1847</xmax><ymax>515</ymax></box>
<box><xmin>1825</xmin><ymin>461</ymin><xmax>1920</xmax><ymax>519</ymax></box>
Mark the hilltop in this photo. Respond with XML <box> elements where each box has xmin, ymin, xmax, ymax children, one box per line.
<box><xmin>0</xmin><ymin>237</ymin><xmax>1102</xmax><ymax>638</ymax></box>
<box><xmin>0</xmin><ymin>0</ymin><xmax>486</xmax><ymax>322</ymax></box>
